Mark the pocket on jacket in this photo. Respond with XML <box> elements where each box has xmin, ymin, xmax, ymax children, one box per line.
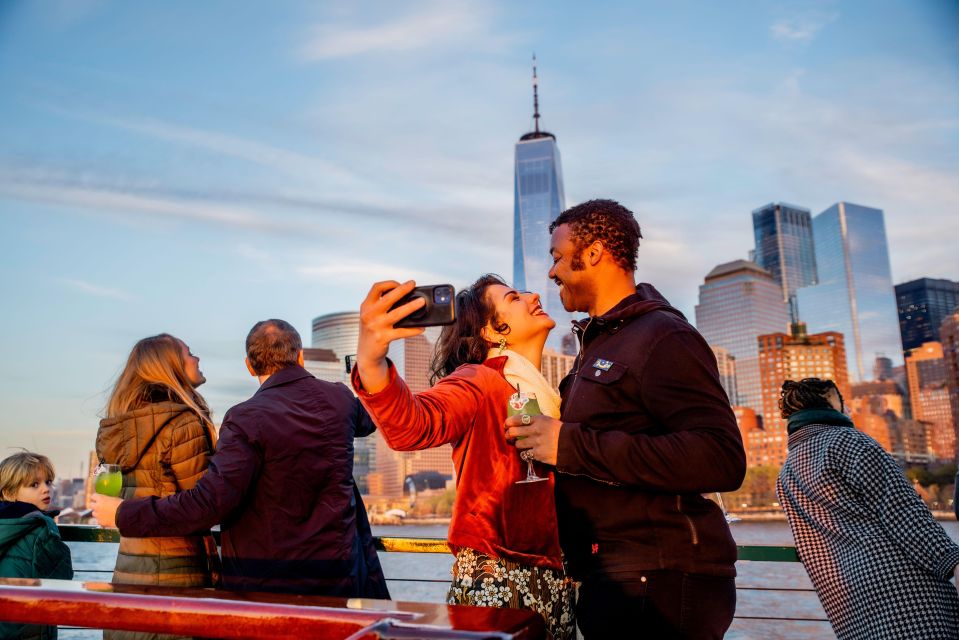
<box><xmin>581</xmin><ymin>359</ymin><xmax>628</xmax><ymax>385</ymax></box>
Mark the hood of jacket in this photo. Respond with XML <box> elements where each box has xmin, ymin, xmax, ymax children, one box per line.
<box><xmin>573</xmin><ymin>283</ymin><xmax>685</xmax><ymax>333</ymax></box>
<box><xmin>0</xmin><ymin>504</ymin><xmax>45</xmax><ymax>556</ymax></box>
<box><xmin>97</xmin><ymin>401</ymin><xmax>197</xmax><ymax>472</ymax></box>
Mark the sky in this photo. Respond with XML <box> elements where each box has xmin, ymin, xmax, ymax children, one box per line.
<box><xmin>1</xmin><ymin>0</ymin><xmax>957</xmax><ymax>477</ymax></box>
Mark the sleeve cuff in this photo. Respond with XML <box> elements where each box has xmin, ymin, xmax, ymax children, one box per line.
<box><xmin>555</xmin><ymin>422</ymin><xmax>582</xmax><ymax>474</ymax></box>
<box><xmin>936</xmin><ymin>545</ymin><xmax>959</xmax><ymax>581</ymax></box>
<box><xmin>350</xmin><ymin>359</ymin><xmax>398</xmax><ymax>397</ymax></box>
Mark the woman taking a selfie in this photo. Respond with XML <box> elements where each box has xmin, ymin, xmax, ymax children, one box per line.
<box><xmin>353</xmin><ymin>275</ymin><xmax>574</xmax><ymax>640</ymax></box>
<box><xmin>96</xmin><ymin>333</ymin><xmax>219</xmax><ymax>632</ymax></box>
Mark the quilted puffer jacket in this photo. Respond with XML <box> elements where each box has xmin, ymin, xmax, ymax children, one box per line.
<box><xmin>96</xmin><ymin>389</ymin><xmax>218</xmax><ymax>590</ymax></box>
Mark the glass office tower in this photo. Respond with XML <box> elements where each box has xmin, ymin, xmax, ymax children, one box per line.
<box><xmin>796</xmin><ymin>202</ymin><xmax>903</xmax><ymax>382</ymax></box>
<box><xmin>514</xmin><ymin>60</ymin><xmax>576</xmax><ymax>354</ymax></box>
<box><xmin>752</xmin><ymin>202</ymin><xmax>817</xmax><ymax>322</ymax></box>
<box><xmin>895</xmin><ymin>278</ymin><xmax>959</xmax><ymax>352</ymax></box>
<box><xmin>695</xmin><ymin>260</ymin><xmax>790</xmax><ymax>414</ymax></box>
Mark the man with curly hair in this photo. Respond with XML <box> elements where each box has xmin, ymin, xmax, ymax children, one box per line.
<box><xmin>505</xmin><ymin>199</ymin><xmax>747</xmax><ymax>638</ymax></box>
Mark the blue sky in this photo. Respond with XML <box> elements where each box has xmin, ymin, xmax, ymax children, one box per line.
<box><xmin>1</xmin><ymin>0</ymin><xmax>957</xmax><ymax>477</ymax></box>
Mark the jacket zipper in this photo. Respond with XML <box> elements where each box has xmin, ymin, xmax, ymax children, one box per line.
<box><xmin>562</xmin><ymin>318</ymin><xmax>622</xmax><ymax>487</ymax></box>
<box><xmin>571</xmin><ymin>318</ymin><xmax>592</xmax><ymax>379</ymax></box>
<box><xmin>677</xmin><ymin>495</ymin><xmax>699</xmax><ymax>545</ymax></box>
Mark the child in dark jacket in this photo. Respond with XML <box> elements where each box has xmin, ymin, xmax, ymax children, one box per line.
<box><xmin>0</xmin><ymin>451</ymin><xmax>74</xmax><ymax>640</ymax></box>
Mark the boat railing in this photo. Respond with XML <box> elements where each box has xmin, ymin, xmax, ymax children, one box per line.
<box><xmin>0</xmin><ymin>525</ymin><xmax>829</xmax><ymax>636</ymax></box>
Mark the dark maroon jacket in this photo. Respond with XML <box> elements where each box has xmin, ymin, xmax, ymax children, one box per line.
<box><xmin>555</xmin><ymin>284</ymin><xmax>746</xmax><ymax>580</ymax></box>
<box><xmin>116</xmin><ymin>365</ymin><xmax>388</xmax><ymax>597</ymax></box>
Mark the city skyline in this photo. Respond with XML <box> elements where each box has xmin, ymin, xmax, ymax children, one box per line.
<box><xmin>1</xmin><ymin>1</ymin><xmax>958</xmax><ymax>476</ymax></box>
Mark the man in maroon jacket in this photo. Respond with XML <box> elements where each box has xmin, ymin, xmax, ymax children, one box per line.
<box><xmin>506</xmin><ymin>199</ymin><xmax>746</xmax><ymax>639</ymax></box>
<box><xmin>92</xmin><ymin>319</ymin><xmax>388</xmax><ymax>597</ymax></box>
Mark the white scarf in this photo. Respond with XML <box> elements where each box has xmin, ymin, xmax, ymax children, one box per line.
<box><xmin>489</xmin><ymin>348</ymin><xmax>562</xmax><ymax>419</ymax></box>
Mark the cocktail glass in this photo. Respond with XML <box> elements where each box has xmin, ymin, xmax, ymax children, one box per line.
<box><xmin>507</xmin><ymin>390</ymin><xmax>548</xmax><ymax>484</ymax></box>
<box><xmin>94</xmin><ymin>464</ymin><xmax>123</xmax><ymax>497</ymax></box>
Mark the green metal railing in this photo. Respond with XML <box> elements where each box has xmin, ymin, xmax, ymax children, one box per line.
<box><xmin>57</xmin><ymin>525</ymin><xmax>800</xmax><ymax>561</ymax></box>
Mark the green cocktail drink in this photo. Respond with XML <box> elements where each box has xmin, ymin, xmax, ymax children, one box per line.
<box><xmin>94</xmin><ymin>464</ymin><xmax>123</xmax><ymax>497</ymax></box>
<box><xmin>507</xmin><ymin>391</ymin><xmax>548</xmax><ymax>483</ymax></box>
<box><xmin>507</xmin><ymin>391</ymin><xmax>542</xmax><ymax>424</ymax></box>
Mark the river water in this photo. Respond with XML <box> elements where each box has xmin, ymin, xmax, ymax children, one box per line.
<box><xmin>62</xmin><ymin>520</ymin><xmax>959</xmax><ymax>639</ymax></box>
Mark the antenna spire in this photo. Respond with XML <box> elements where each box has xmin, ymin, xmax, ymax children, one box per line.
<box><xmin>532</xmin><ymin>53</ymin><xmax>540</xmax><ymax>134</ymax></box>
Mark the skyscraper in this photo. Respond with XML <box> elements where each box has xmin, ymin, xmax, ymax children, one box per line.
<box><xmin>695</xmin><ymin>260</ymin><xmax>790</xmax><ymax>414</ymax></box>
<box><xmin>710</xmin><ymin>346</ymin><xmax>738</xmax><ymax>406</ymax></box>
<box><xmin>311</xmin><ymin>311</ymin><xmax>360</xmax><ymax>382</ymax></box>
<box><xmin>514</xmin><ymin>57</ymin><xmax>576</xmax><ymax>355</ymax></box>
<box><xmin>795</xmin><ymin>202</ymin><xmax>903</xmax><ymax>383</ymax></box>
<box><xmin>757</xmin><ymin>323</ymin><xmax>850</xmax><ymax>466</ymax></box>
<box><xmin>906</xmin><ymin>342</ymin><xmax>956</xmax><ymax>461</ymax></box>
<box><xmin>896</xmin><ymin>278</ymin><xmax>959</xmax><ymax>352</ymax></box>
<box><xmin>941</xmin><ymin>310</ymin><xmax>959</xmax><ymax>459</ymax></box>
<box><xmin>752</xmin><ymin>202</ymin><xmax>818</xmax><ymax>322</ymax></box>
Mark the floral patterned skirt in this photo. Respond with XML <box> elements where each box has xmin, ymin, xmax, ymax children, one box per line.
<box><xmin>447</xmin><ymin>548</ymin><xmax>576</xmax><ymax>640</ymax></box>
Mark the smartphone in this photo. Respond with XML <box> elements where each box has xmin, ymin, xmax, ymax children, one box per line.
<box><xmin>389</xmin><ymin>284</ymin><xmax>456</xmax><ymax>328</ymax></box>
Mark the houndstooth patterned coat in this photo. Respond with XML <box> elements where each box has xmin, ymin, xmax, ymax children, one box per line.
<box><xmin>777</xmin><ymin>423</ymin><xmax>959</xmax><ymax>640</ymax></box>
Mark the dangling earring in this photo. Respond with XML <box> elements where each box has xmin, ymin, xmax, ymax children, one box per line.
<box><xmin>498</xmin><ymin>337</ymin><xmax>508</xmax><ymax>355</ymax></box>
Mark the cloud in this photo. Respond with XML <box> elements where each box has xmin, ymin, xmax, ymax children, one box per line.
<box><xmin>300</xmin><ymin>1</ymin><xmax>497</xmax><ymax>60</ymax></box>
<box><xmin>0</xmin><ymin>170</ymin><xmax>293</xmax><ymax>234</ymax></box>
<box><xmin>296</xmin><ymin>260</ymin><xmax>447</xmax><ymax>284</ymax></box>
<box><xmin>770</xmin><ymin>11</ymin><xmax>838</xmax><ymax>44</ymax></box>
<box><xmin>34</xmin><ymin>104</ymin><xmax>368</xmax><ymax>191</ymax></box>
<box><xmin>58</xmin><ymin>278</ymin><xmax>132</xmax><ymax>301</ymax></box>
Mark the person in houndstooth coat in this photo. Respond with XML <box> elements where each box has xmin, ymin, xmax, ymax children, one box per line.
<box><xmin>776</xmin><ymin>378</ymin><xmax>959</xmax><ymax>640</ymax></box>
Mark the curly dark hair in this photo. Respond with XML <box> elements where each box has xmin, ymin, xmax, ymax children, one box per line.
<box><xmin>429</xmin><ymin>274</ymin><xmax>510</xmax><ymax>384</ymax></box>
<box><xmin>548</xmin><ymin>199</ymin><xmax>642</xmax><ymax>272</ymax></box>
<box><xmin>779</xmin><ymin>378</ymin><xmax>844</xmax><ymax>418</ymax></box>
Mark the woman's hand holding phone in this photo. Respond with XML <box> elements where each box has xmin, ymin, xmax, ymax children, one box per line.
<box><xmin>356</xmin><ymin>280</ymin><xmax>428</xmax><ymax>394</ymax></box>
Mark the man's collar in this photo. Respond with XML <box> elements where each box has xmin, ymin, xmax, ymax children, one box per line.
<box><xmin>256</xmin><ymin>364</ymin><xmax>313</xmax><ymax>393</ymax></box>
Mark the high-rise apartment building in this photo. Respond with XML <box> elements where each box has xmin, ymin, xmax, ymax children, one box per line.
<box><xmin>732</xmin><ymin>406</ymin><xmax>765</xmax><ymax>467</ymax></box>
<box><xmin>311</xmin><ymin>311</ymin><xmax>360</xmax><ymax>381</ymax></box>
<box><xmin>795</xmin><ymin>202</ymin><xmax>903</xmax><ymax>383</ymax></box>
<box><xmin>752</xmin><ymin>202</ymin><xmax>817</xmax><ymax>322</ymax></box>
<box><xmin>896</xmin><ymin>278</ymin><xmax>959</xmax><ymax>352</ymax></box>
<box><xmin>757</xmin><ymin>323</ymin><xmax>850</xmax><ymax>466</ymax></box>
<box><xmin>710</xmin><ymin>346</ymin><xmax>738</xmax><ymax>406</ymax></box>
<box><xmin>905</xmin><ymin>342</ymin><xmax>955</xmax><ymax>461</ymax></box>
<box><xmin>850</xmin><ymin>381</ymin><xmax>932</xmax><ymax>464</ymax></box>
<box><xmin>942</xmin><ymin>311</ymin><xmax>959</xmax><ymax>459</ymax></box>
<box><xmin>695</xmin><ymin>260</ymin><xmax>790</xmax><ymax>414</ymax></box>
<box><xmin>541</xmin><ymin>348</ymin><xmax>576</xmax><ymax>393</ymax></box>
<box><xmin>514</xmin><ymin>58</ymin><xmax>576</xmax><ymax>355</ymax></box>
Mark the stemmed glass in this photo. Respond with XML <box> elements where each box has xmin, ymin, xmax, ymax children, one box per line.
<box><xmin>93</xmin><ymin>463</ymin><xmax>123</xmax><ymax>497</ymax></box>
<box><xmin>507</xmin><ymin>388</ymin><xmax>549</xmax><ymax>484</ymax></box>
<box><xmin>714</xmin><ymin>492</ymin><xmax>740</xmax><ymax>524</ymax></box>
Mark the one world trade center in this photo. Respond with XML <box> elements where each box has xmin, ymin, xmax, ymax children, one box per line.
<box><xmin>513</xmin><ymin>57</ymin><xmax>577</xmax><ymax>355</ymax></box>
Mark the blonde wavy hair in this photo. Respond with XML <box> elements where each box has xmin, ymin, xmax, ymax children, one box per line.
<box><xmin>0</xmin><ymin>451</ymin><xmax>55</xmax><ymax>501</ymax></box>
<box><xmin>105</xmin><ymin>334</ymin><xmax>213</xmax><ymax>430</ymax></box>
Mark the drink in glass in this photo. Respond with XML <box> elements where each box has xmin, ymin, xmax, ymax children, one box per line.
<box><xmin>94</xmin><ymin>464</ymin><xmax>123</xmax><ymax>497</ymax></box>
<box><xmin>507</xmin><ymin>391</ymin><xmax>548</xmax><ymax>484</ymax></box>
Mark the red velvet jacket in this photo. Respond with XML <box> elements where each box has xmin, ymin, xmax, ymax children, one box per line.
<box><xmin>353</xmin><ymin>357</ymin><xmax>563</xmax><ymax>571</ymax></box>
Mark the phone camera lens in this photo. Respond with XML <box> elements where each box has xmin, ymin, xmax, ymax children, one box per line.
<box><xmin>434</xmin><ymin>286</ymin><xmax>452</xmax><ymax>304</ymax></box>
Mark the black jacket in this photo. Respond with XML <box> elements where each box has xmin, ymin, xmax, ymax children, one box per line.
<box><xmin>555</xmin><ymin>284</ymin><xmax>746</xmax><ymax>580</ymax></box>
<box><xmin>117</xmin><ymin>366</ymin><xmax>388</xmax><ymax>597</ymax></box>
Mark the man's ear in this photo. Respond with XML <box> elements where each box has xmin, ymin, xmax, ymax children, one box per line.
<box><xmin>587</xmin><ymin>240</ymin><xmax>605</xmax><ymax>267</ymax></box>
<box><xmin>297</xmin><ymin>350</ymin><xmax>305</xmax><ymax>366</ymax></box>
<box><xmin>245</xmin><ymin>357</ymin><xmax>257</xmax><ymax>377</ymax></box>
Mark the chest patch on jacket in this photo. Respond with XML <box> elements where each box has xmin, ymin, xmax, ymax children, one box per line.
<box><xmin>592</xmin><ymin>358</ymin><xmax>614</xmax><ymax>371</ymax></box>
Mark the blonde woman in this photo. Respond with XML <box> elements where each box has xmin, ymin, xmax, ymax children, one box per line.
<box><xmin>96</xmin><ymin>334</ymin><xmax>218</xmax><ymax>632</ymax></box>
